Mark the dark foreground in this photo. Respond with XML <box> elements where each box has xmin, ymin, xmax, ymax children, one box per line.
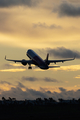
<box><xmin>0</xmin><ymin>104</ymin><xmax>80</xmax><ymax>120</ymax></box>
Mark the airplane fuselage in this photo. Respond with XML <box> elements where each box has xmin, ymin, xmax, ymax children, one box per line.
<box><xmin>27</xmin><ymin>49</ymin><xmax>49</xmax><ymax>69</ymax></box>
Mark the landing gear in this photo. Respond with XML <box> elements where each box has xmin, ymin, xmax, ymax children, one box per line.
<box><xmin>28</xmin><ymin>66</ymin><xmax>32</xmax><ymax>69</ymax></box>
<box><xmin>28</xmin><ymin>64</ymin><xmax>32</xmax><ymax>69</ymax></box>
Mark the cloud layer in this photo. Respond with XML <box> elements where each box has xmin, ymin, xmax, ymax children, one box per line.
<box><xmin>46</xmin><ymin>47</ymin><xmax>80</xmax><ymax>58</ymax></box>
<box><xmin>54</xmin><ymin>2</ymin><xmax>80</xmax><ymax>17</ymax></box>
<box><xmin>0</xmin><ymin>63</ymin><xmax>26</xmax><ymax>72</ymax></box>
<box><xmin>22</xmin><ymin>76</ymin><xmax>37</xmax><ymax>82</ymax></box>
<box><xmin>44</xmin><ymin>77</ymin><xmax>59</xmax><ymax>83</ymax></box>
<box><xmin>0</xmin><ymin>0</ymin><xmax>39</xmax><ymax>7</ymax></box>
<box><xmin>0</xmin><ymin>81</ymin><xmax>80</xmax><ymax>100</ymax></box>
<box><xmin>33</xmin><ymin>22</ymin><xmax>62</xmax><ymax>29</ymax></box>
<box><xmin>54</xmin><ymin>65</ymin><xmax>80</xmax><ymax>71</ymax></box>
<box><xmin>22</xmin><ymin>76</ymin><xmax>60</xmax><ymax>83</ymax></box>
<box><xmin>0</xmin><ymin>69</ymin><xmax>26</xmax><ymax>72</ymax></box>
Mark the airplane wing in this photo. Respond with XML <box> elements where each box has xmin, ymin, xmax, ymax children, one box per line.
<box><xmin>48</xmin><ymin>57</ymin><xmax>75</xmax><ymax>64</ymax></box>
<box><xmin>5</xmin><ymin>56</ymin><xmax>32</xmax><ymax>65</ymax></box>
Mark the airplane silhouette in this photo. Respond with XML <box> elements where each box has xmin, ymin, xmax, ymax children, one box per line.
<box><xmin>5</xmin><ymin>49</ymin><xmax>75</xmax><ymax>70</ymax></box>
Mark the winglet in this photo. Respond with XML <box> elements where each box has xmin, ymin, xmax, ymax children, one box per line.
<box><xmin>5</xmin><ymin>56</ymin><xmax>6</xmax><ymax>60</ymax></box>
<box><xmin>74</xmin><ymin>55</ymin><xmax>76</xmax><ymax>59</ymax></box>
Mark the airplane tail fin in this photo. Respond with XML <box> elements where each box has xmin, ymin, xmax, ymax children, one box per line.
<box><xmin>45</xmin><ymin>53</ymin><xmax>49</xmax><ymax>64</ymax></box>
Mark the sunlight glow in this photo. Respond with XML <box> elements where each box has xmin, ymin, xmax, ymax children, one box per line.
<box><xmin>75</xmin><ymin>75</ymin><xmax>80</xmax><ymax>79</ymax></box>
<box><xmin>53</xmin><ymin>65</ymin><xmax>80</xmax><ymax>71</ymax></box>
<box><xmin>0</xmin><ymin>69</ymin><xmax>26</xmax><ymax>72</ymax></box>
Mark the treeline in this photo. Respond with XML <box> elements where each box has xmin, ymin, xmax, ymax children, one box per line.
<box><xmin>1</xmin><ymin>97</ymin><xmax>80</xmax><ymax>106</ymax></box>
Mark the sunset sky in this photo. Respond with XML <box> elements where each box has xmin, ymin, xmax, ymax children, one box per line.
<box><xmin>0</xmin><ymin>0</ymin><xmax>80</xmax><ymax>100</ymax></box>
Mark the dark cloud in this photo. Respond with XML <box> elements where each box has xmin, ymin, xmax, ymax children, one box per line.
<box><xmin>0</xmin><ymin>81</ymin><xmax>80</xmax><ymax>100</ymax></box>
<box><xmin>53</xmin><ymin>2</ymin><xmax>80</xmax><ymax>17</ymax></box>
<box><xmin>22</xmin><ymin>76</ymin><xmax>60</xmax><ymax>83</ymax></box>
<box><xmin>46</xmin><ymin>47</ymin><xmax>80</xmax><ymax>58</ymax></box>
<box><xmin>59</xmin><ymin>87</ymin><xmax>66</xmax><ymax>92</ymax></box>
<box><xmin>26</xmin><ymin>88</ymin><xmax>48</xmax><ymax>99</ymax></box>
<box><xmin>0</xmin><ymin>0</ymin><xmax>39</xmax><ymax>7</ymax></box>
<box><xmin>0</xmin><ymin>81</ymin><xmax>12</xmax><ymax>85</ymax></box>
<box><xmin>33</xmin><ymin>22</ymin><xmax>62</xmax><ymax>29</ymax></box>
<box><xmin>22</xmin><ymin>76</ymin><xmax>38</xmax><ymax>82</ymax></box>
<box><xmin>44</xmin><ymin>77</ymin><xmax>59</xmax><ymax>83</ymax></box>
<box><xmin>0</xmin><ymin>87</ymin><xmax>49</xmax><ymax>100</ymax></box>
<box><xmin>68</xmin><ymin>0</ymin><xmax>80</xmax><ymax>3</ymax></box>
<box><xmin>0</xmin><ymin>85</ymin><xmax>80</xmax><ymax>100</ymax></box>
<box><xmin>17</xmin><ymin>82</ymin><xmax>25</xmax><ymax>88</ymax></box>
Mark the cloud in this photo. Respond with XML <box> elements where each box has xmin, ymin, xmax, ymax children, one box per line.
<box><xmin>75</xmin><ymin>75</ymin><xmax>80</xmax><ymax>78</ymax></box>
<box><xmin>17</xmin><ymin>82</ymin><xmax>25</xmax><ymax>88</ymax></box>
<box><xmin>53</xmin><ymin>65</ymin><xmax>80</xmax><ymax>71</ymax></box>
<box><xmin>0</xmin><ymin>84</ymin><xmax>80</xmax><ymax>100</ymax></box>
<box><xmin>0</xmin><ymin>81</ymin><xmax>12</xmax><ymax>85</ymax></box>
<box><xmin>68</xmin><ymin>0</ymin><xmax>80</xmax><ymax>3</ymax></box>
<box><xmin>0</xmin><ymin>68</ymin><xmax>26</xmax><ymax>72</ymax></box>
<box><xmin>3</xmin><ymin>63</ymin><xmax>25</xmax><ymax>69</ymax></box>
<box><xmin>3</xmin><ymin>64</ymin><xmax>13</xmax><ymax>68</ymax></box>
<box><xmin>17</xmin><ymin>82</ymin><xmax>26</xmax><ymax>91</ymax></box>
<box><xmin>33</xmin><ymin>22</ymin><xmax>62</xmax><ymax>29</ymax></box>
<box><xmin>22</xmin><ymin>76</ymin><xmax>60</xmax><ymax>83</ymax></box>
<box><xmin>46</xmin><ymin>47</ymin><xmax>80</xmax><ymax>58</ymax></box>
<box><xmin>43</xmin><ymin>77</ymin><xmax>59</xmax><ymax>83</ymax></box>
<box><xmin>59</xmin><ymin>87</ymin><xmax>66</xmax><ymax>92</ymax></box>
<box><xmin>0</xmin><ymin>81</ymin><xmax>49</xmax><ymax>99</ymax></box>
<box><xmin>0</xmin><ymin>81</ymin><xmax>80</xmax><ymax>100</ymax></box>
<box><xmin>0</xmin><ymin>81</ymin><xmax>15</xmax><ymax>91</ymax></box>
<box><xmin>53</xmin><ymin>2</ymin><xmax>80</xmax><ymax>17</ymax></box>
<box><xmin>35</xmin><ymin>64</ymin><xmax>80</xmax><ymax>72</ymax></box>
<box><xmin>0</xmin><ymin>0</ymin><xmax>40</xmax><ymax>8</ymax></box>
<box><xmin>0</xmin><ymin>63</ymin><xmax>26</xmax><ymax>72</ymax></box>
<box><xmin>22</xmin><ymin>76</ymin><xmax>38</xmax><ymax>82</ymax></box>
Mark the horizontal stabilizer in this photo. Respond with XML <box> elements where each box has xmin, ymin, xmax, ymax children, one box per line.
<box><xmin>49</xmin><ymin>66</ymin><xmax>60</xmax><ymax>68</ymax></box>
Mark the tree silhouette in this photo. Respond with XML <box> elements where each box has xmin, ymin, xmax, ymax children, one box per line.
<box><xmin>2</xmin><ymin>97</ymin><xmax>6</xmax><ymax>101</ymax></box>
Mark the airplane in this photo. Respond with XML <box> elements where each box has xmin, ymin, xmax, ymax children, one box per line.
<box><xmin>5</xmin><ymin>49</ymin><xmax>75</xmax><ymax>70</ymax></box>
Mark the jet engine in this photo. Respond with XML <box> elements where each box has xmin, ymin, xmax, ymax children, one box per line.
<box><xmin>21</xmin><ymin>59</ymin><xmax>27</xmax><ymax>66</ymax></box>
